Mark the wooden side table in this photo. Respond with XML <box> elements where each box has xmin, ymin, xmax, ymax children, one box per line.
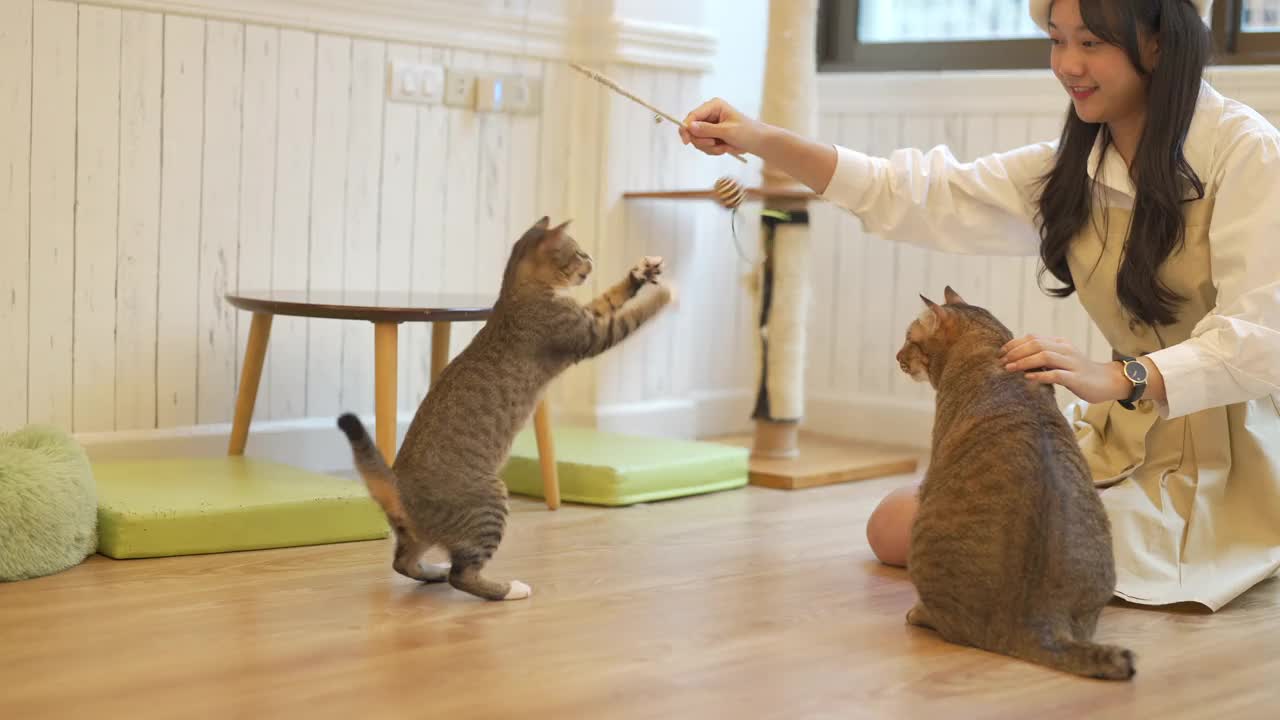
<box><xmin>224</xmin><ymin>290</ymin><xmax>561</xmax><ymax>509</ymax></box>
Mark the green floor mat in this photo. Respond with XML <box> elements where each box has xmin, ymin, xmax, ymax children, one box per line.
<box><xmin>500</xmin><ymin>427</ymin><xmax>749</xmax><ymax>506</ymax></box>
<box><xmin>93</xmin><ymin>457</ymin><xmax>388</xmax><ymax>559</ymax></box>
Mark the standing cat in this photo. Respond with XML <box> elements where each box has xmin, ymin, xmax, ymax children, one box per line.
<box><xmin>895</xmin><ymin>286</ymin><xmax>1135</xmax><ymax>680</ymax></box>
<box><xmin>338</xmin><ymin>216</ymin><xmax>673</xmax><ymax>601</ymax></box>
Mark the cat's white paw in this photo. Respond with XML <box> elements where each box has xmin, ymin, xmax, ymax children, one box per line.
<box><xmin>631</xmin><ymin>255</ymin><xmax>663</xmax><ymax>283</ymax></box>
<box><xmin>504</xmin><ymin>580</ymin><xmax>532</xmax><ymax>600</ymax></box>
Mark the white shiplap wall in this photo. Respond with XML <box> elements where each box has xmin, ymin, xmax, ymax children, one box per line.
<box><xmin>1</xmin><ymin>0</ymin><xmax>738</xmax><ymax>454</ymax></box>
<box><xmin>807</xmin><ymin>69</ymin><xmax>1280</xmax><ymax>447</ymax></box>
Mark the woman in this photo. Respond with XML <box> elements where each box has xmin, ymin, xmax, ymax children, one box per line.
<box><xmin>680</xmin><ymin>0</ymin><xmax>1280</xmax><ymax>611</ymax></box>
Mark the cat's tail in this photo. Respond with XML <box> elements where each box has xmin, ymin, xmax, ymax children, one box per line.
<box><xmin>337</xmin><ymin>413</ymin><xmax>407</xmax><ymax>524</ymax></box>
<box><xmin>1015</xmin><ymin>637</ymin><xmax>1136</xmax><ymax>681</ymax></box>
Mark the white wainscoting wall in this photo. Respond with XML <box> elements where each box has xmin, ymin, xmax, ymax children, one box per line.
<box><xmin>0</xmin><ymin>0</ymin><xmax>764</xmax><ymax>470</ymax></box>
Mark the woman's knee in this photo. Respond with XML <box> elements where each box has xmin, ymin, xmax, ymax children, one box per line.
<box><xmin>866</xmin><ymin>483</ymin><xmax>920</xmax><ymax>568</ymax></box>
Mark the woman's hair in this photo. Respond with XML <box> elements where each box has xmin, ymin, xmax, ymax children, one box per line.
<box><xmin>1036</xmin><ymin>0</ymin><xmax>1210</xmax><ymax>327</ymax></box>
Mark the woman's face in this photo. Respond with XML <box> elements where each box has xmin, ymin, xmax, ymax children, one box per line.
<box><xmin>1048</xmin><ymin>0</ymin><xmax>1157</xmax><ymax>127</ymax></box>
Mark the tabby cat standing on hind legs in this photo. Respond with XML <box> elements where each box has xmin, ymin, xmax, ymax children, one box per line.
<box><xmin>338</xmin><ymin>216</ymin><xmax>673</xmax><ymax>601</ymax></box>
<box><xmin>895</xmin><ymin>287</ymin><xmax>1134</xmax><ymax>680</ymax></box>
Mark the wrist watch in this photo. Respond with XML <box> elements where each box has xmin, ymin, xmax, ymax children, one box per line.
<box><xmin>1115</xmin><ymin>356</ymin><xmax>1148</xmax><ymax>410</ymax></box>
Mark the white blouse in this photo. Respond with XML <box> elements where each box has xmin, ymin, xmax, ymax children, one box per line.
<box><xmin>819</xmin><ymin>82</ymin><xmax>1280</xmax><ymax>421</ymax></box>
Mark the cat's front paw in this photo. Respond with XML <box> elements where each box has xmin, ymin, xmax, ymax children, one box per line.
<box><xmin>630</xmin><ymin>255</ymin><xmax>664</xmax><ymax>284</ymax></box>
<box><xmin>659</xmin><ymin>281</ymin><xmax>677</xmax><ymax>306</ymax></box>
<box><xmin>640</xmin><ymin>279</ymin><xmax>676</xmax><ymax>306</ymax></box>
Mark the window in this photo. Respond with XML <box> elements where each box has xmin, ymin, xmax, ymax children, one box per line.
<box><xmin>1221</xmin><ymin>0</ymin><xmax>1280</xmax><ymax>64</ymax></box>
<box><xmin>817</xmin><ymin>0</ymin><xmax>1280</xmax><ymax>72</ymax></box>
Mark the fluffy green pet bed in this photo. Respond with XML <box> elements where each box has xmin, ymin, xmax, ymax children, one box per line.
<box><xmin>0</xmin><ymin>425</ymin><xmax>97</xmax><ymax>582</ymax></box>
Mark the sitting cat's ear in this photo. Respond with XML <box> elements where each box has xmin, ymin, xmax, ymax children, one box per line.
<box><xmin>919</xmin><ymin>294</ymin><xmax>945</xmax><ymax>332</ymax></box>
<box><xmin>550</xmin><ymin>219</ymin><xmax>572</xmax><ymax>234</ymax></box>
<box><xmin>533</xmin><ymin>216</ymin><xmax>551</xmax><ymax>230</ymax></box>
<box><xmin>943</xmin><ymin>286</ymin><xmax>967</xmax><ymax>305</ymax></box>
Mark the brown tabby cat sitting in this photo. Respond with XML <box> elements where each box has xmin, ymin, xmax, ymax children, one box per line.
<box><xmin>338</xmin><ymin>216</ymin><xmax>673</xmax><ymax>601</ymax></box>
<box><xmin>895</xmin><ymin>286</ymin><xmax>1135</xmax><ymax>680</ymax></box>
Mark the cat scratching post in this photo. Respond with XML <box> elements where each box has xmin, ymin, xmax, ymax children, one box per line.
<box><xmin>750</xmin><ymin>0</ymin><xmax>819</xmax><ymax>459</ymax></box>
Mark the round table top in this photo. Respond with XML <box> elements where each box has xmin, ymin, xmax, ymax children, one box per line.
<box><xmin>225</xmin><ymin>290</ymin><xmax>497</xmax><ymax>323</ymax></box>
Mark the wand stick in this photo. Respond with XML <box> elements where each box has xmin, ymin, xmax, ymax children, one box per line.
<box><xmin>568</xmin><ymin>62</ymin><xmax>749</xmax><ymax>164</ymax></box>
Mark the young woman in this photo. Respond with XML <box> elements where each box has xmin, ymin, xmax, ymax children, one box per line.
<box><xmin>680</xmin><ymin>0</ymin><xmax>1280</xmax><ymax>611</ymax></box>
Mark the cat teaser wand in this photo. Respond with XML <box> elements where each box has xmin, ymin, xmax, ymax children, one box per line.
<box><xmin>567</xmin><ymin>62</ymin><xmax>749</xmax><ymax>165</ymax></box>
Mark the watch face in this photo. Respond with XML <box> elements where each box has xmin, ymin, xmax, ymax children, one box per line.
<box><xmin>1125</xmin><ymin>361</ymin><xmax>1148</xmax><ymax>383</ymax></box>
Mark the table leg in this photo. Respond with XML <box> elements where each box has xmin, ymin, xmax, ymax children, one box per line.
<box><xmin>533</xmin><ymin>400</ymin><xmax>560</xmax><ymax>510</ymax></box>
<box><xmin>374</xmin><ymin>322</ymin><xmax>399</xmax><ymax>465</ymax></box>
<box><xmin>228</xmin><ymin>312</ymin><xmax>273</xmax><ymax>455</ymax></box>
<box><xmin>430</xmin><ymin>321</ymin><xmax>451</xmax><ymax>384</ymax></box>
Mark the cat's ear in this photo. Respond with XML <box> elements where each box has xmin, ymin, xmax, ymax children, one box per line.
<box><xmin>533</xmin><ymin>215</ymin><xmax>551</xmax><ymax>231</ymax></box>
<box><xmin>539</xmin><ymin>219</ymin><xmax>572</xmax><ymax>247</ymax></box>
<box><xmin>919</xmin><ymin>294</ymin><xmax>945</xmax><ymax>332</ymax></box>
<box><xmin>943</xmin><ymin>286</ymin><xmax>967</xmax><ymax>305</ymax></box>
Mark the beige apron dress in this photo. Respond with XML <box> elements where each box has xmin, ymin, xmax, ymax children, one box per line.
<box><xmin>1065</xmin><ymin>198</ymin><xmax>1280</xmax><ymax>611</ymax></box>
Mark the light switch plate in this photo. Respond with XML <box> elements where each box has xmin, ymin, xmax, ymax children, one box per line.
<box><xmin>387</xmin><ymin>60</ymin><xmax>444</xmax><ymax>104</ymax></box>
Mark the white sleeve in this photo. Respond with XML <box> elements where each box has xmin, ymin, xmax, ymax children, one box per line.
<box><xmin>820</xmin><ymin>142</ymin><xmax>1054</xmax><ymax>256</ymax></box>
<box><xmin>1147</xmin><ymin>124</ymin><xmax>1280</xmax><ymax>419</ymax></box>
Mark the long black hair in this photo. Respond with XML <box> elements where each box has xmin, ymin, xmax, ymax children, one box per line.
<box><xmin>1036</xmin><ymin>0</ymin><xmax>1210</xmax><ymax>327</ymax></box>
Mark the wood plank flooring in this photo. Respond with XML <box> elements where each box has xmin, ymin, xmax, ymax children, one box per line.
<box><xmin>2</xmin><ymin>470</ymin><xmax>1278</xmax><ymax>719</ymax></box>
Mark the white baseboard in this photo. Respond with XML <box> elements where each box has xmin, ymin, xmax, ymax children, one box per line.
<box><xmin>556</xmin><ymin>388</ymin><xmax>756</xmax><ymax>439</ymax></box>
<box><xmin>692</xmin><ymin>388</ymin><xmax>755</xmax><ymax>438</ymax></box>
<box><xmin>594</xmin><ymin>397</ymin><xmax>697</xmax><ymax>438</ymax></box>
<box><xmin>75</xmin><ymin>389</ymin><xmax>760</xmax><ymax>472</ymax></box>
<box><xmin>75</xmin><ymin>414</ymin><xmax>417</xmax><ymax>474</ymax></box>
<box><xmin>803</xmin><ymin>392</ymin><xmax>935</xmax><ymax>450</ymax></box>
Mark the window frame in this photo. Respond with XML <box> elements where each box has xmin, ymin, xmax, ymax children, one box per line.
<box><xmin>817</xmin><ymin>0</ymin><xmax>1280</xmax><ymax>72</ymax></box>
<box><xmin>1214</xmin><ymin>0</ymin><xmax>1280</xmax><ymax>65</ymax></box>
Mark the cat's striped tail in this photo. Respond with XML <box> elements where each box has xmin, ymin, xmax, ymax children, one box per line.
<box><xmin>1016</xmin><ymin>637</ymin><xmax>1136</xmax><ymax>681</ymax></box>
<box><xmin>337</xmin><ymin>413</ymin><xmax>407</xmax><ymax>524</ymax></box>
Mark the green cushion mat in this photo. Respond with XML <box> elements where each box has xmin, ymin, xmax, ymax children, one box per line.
<box><xmin>93</xmin><ymin>457</ymin><xmax>388</xmax><ymax>559</ymax></box>
<box><xmin>500</xmin><ymin>427</ymin><xmax>749</xmax><ymax>506</ymax></box>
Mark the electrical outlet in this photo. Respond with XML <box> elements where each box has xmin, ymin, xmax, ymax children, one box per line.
<box><xmin>475</xmin><ymin>74</ymin><xmax>541</xmax><ymax>115</ymax></box>
<box><xmin>443</xmin><ymin>69</ymin><xmax>477</xmax><ymax>108</ymax></box>
<box><xmin>387</xmin><ymin>60</ymin><xmax>444</xmax><ymax>104</ymax></box>
<box><xmin>512</xmin><ymin>76</ymin><xmax>541</xmax><ymax>114</ymax></box>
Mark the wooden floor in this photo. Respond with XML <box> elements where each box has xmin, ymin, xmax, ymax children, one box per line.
<box><xmin>3</xmin><ymin>468</ymin><xmax>1279</xmax><ymax>719</ymax></box>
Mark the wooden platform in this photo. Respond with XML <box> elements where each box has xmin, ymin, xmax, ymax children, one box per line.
<box><xmin>715</xmin><ymin>432</ymin><xmax>922</xmax><ymax>490</ymax></box>
<box><xmin>2</xmin><ymin>471</ymin><xmax>1278</xmax><ymax>719</ymax></box>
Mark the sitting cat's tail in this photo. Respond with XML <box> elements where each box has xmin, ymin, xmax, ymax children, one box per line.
<box><xmin>337</xmin><ymin>413</ymin><xmax>407</xmax><ymax>524</ymax></box>
<box><xmin>1017</xmin><ymin>637</ymin><xmax>1137</xmax><ymax>681</ymax></box>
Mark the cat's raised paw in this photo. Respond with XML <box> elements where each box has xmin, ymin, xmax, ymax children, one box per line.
<box><xmin>631</xmin><ymin>256</ymin><xmax>664</xmax><ymax>283</ymax></box>
<box><xmin>504</xmin><ymin>580</ymin><xmax>532</xmax><ymax>600</ymax></box>
<box><xmin>662</xmin><ymin>281</ymin><xmax>678</xmax><ymax>306</ymax></box>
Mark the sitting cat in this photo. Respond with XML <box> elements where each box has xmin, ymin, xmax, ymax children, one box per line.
<box><xmin>338</xmin><ymin>216</ymin><xmax>673</xmax><ymax>601</ymax></box>
<box><xmin>895</xmin><ymin>286</ymin><xmax>1135</xmax><ymax>680</ymax></box>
